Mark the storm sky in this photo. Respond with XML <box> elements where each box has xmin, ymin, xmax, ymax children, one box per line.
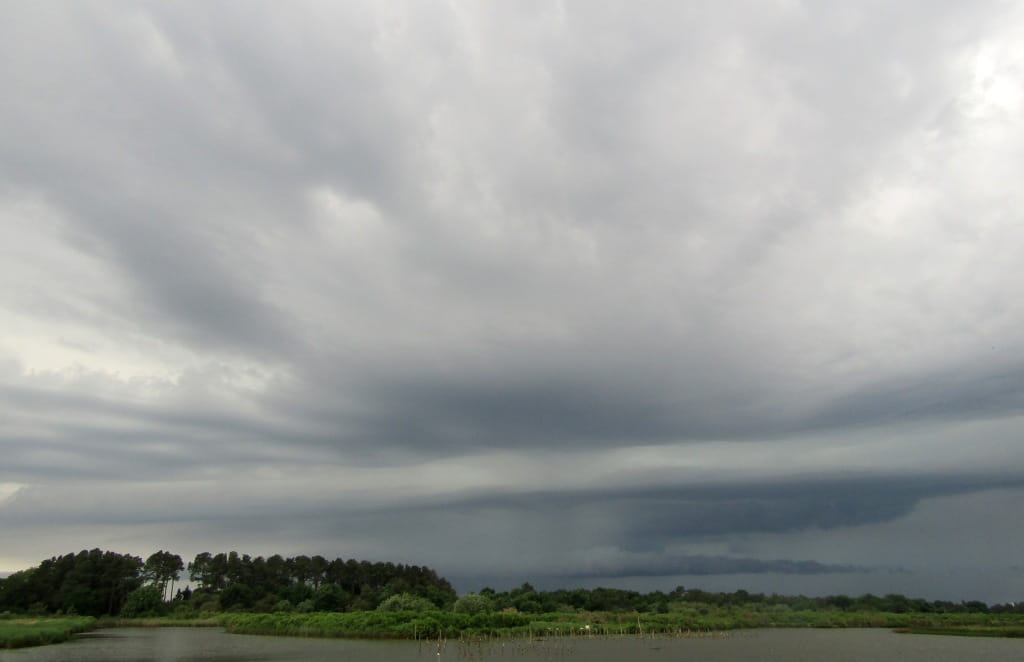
<box><xmin>2</xmin><ymin>1</ymin><xmax>1024</xmax><ymax>602</ymax></box>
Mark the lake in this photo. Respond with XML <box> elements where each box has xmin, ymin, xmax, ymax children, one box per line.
<box><xmin>1</xmin><ymin>627</ymin><xmax>1022</xmax><ymax>661</ymax></box>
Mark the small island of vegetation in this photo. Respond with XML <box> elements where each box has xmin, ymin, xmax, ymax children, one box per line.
<box><xmin>2</xmin><ymin>548</ymin><xmax>1022</xmax><ymax>649</ymax></box>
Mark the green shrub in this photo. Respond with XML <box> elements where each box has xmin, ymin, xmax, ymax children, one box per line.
<box><xmin>454</xmin><ymin>593</ymin><xmax>494</xmax><ymax>615</ymax></box>
<box><xmin>0</xmin><ymin>617</ymin><xmax>95</xmax><ymax>649</ymax></box>
<box><xmin>121</xmin><ymin>586</ymin><xmax>165</xmax><ymax>618</ymax></box>
<box><xmin>377</xmin><ymin>594</ymin><xmax>436</xmax><ymax>612</ymax></box>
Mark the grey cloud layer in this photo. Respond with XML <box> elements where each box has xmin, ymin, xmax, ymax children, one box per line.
<box><xmin>2</xmin><ymin>1</ymin><xmax>1023</xmax><ymax>600</ymax></box>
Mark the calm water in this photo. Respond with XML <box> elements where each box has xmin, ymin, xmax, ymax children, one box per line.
<box><xmin>1</xmin><ymin>627</ymin><xmax>1022</xmax><ymax>662</ymax></box>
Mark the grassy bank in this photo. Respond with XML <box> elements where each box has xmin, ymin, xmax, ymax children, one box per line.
<box><xmin>93</xmin><ymin>616</ymin><xmax>221</xmax><ymax>628</ymax></box>
<box><xmin>220</xmin><ymin>608</ymin><xmax>1024</xmax><ymax>640</ymax></box>
<box><xmin>894</xmin><ymin>625</ymin><xmax>1024</xmax><ymax>638</ymax></box>
<box><xmin>0</xmin><ymin>617</ymin><xmax>95</xmax><ymax>649</ymax></box>
<box><xmin>6</xmin><ymin>610</ymin><xmax>1023</xmax><ymax>648</ymax></box>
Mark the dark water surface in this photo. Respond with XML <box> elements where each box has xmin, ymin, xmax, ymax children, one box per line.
<box><xmin>1</xmin><ymin>627</ymin><xmax>1022</xmax><ymax>661</ymax></box>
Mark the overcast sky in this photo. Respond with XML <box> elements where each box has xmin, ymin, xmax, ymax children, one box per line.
<box><xmin>2</xmin><ymin>1</ymin><xmax>1024</xmax><ymax>603</ymax></box>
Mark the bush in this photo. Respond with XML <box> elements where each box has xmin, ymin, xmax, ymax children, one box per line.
<box><xmin>377</xmin><ymin>594</ymin><xmax>435</xmax><ymax>612</ymax></box>
<box><xmin>171</xmin><ymin>604</ymin><xmax>197</xmax><ymax>619</ymax></box>
<box><xmin>454</xmin><ymin>594</ymin><xmax>494</xmax><ymax>615</ymax></box>
<box><xmin>196</xmin><ymin>600</ymin><xmax>221</xmax><ymax>618</ymax></box>
<box><xmin>313</xmin><ymin>584</ymin><xmax>348</xmax><ymax>612</ymax></box>
<box><xmin>121</xmin><ymin>586</ymin><xmax>165</xmax><ymax>618</ymax></box>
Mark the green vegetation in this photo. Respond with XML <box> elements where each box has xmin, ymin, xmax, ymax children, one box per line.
<box><xmin>121</xmin><ymin>585</ymin><xmax>169</xmax><ymax>617</ymax></box>
<box><xmin>222</xmin><ymin>610</ymin><xmax>529</xmax><ymax>639</ymax></box>
<box><xmin>894</xmin><ymin>625</ymin><xmax>1024</xmax><ymax>638</ymax></box>
<box><xmin>0</xmin><ymin>549</ymin><xmax>144</xmax><ymax>617</ymax></box>
<box><xmin>142</xmin><ymin>550</ymin><xmax>185</xmax><ymax>603</ymax></box>
<box><xmin>377</xmin><ymin>593</ymin><xmax>437</xmax><ymax>612</ymax></box>
<box><xmin>3</xmin><ymin>548</ymin><xmax>1024</xmax><ymax>647</ymax></box>
<box><xmin>468</xmin><ymin>584</ymin><xmax>1015</xmax><ymax>616</ymax></box>
<box><xmin>454</xmin><ymin>593</ymin><xmax>495</xmax><ymax>614</ymax></box>
<box><xmin>219</xmin><ymin>607</ymin><xmax>1024</xmax><ymax>640</ymax></box>
<box><xmin>0</xmin><ymin>617</ymin><xmax>95</xmax><ymax>649</ymax></box>
<box><xmin>93</xmin><ymin>616</ymin><xmax>221</xmax><ymax>628</ymax></box>
<box><xmin>0</xmin><ymin>548</ymin><xmax>455</xmax><ymax>618</ymax></box>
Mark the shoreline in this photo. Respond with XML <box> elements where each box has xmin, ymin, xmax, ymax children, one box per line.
<box><xmin>6</xmin><ymin>610</ymin><xmax>1024</xmax><ymax>651</ymax></box>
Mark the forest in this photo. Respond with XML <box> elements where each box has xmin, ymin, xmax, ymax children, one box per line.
<box><xmin>0</xmin><ymin>548</ymin><xmax>455</xmax><ymax>617</ymax></box>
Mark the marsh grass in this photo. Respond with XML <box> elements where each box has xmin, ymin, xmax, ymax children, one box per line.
<box><xmin>219</xmin><ymin>608</ymin><xmax>1024</xmax><ymax>641</ymax></box>
<box><xmin>8</xmin><ymin>609</ymin><xmax>1021</xmax><ymax>649</ymax></box>
<box><xmin>894</xmin><ymin>625</ymin><xmax>1024</xmax><ymax>638</ymax></box>
<box><xmin>0</xmin><ymin>617</ymin><xmax>95</xmax><ymax>649</ymax></box>
<box><xmin>93</xmin><ymin>616</ymin><xmax>221</xmax><ymax>628</ymax></box>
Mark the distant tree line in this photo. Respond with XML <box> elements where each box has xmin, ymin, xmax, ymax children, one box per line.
<box><xmin>0</xmin><ymin>549</ymin><xmax>455</xmax><ymax>617</ymax></box>
<box><xmin>469</xmin><ymin>583</ymin><xmax>1022</xmax><ymax>615</ymax></box>
<box><xmin>184</xmin><ymin>551</ymin><xmax>456</xmax><ymax>613</ymax></box>
<box><xmin>0</xmin><ymin>549</ymin><xmax>143</xmax><ymax>617</ymax></box>
<box><xmin>2</xmin><ymin>549</ymin><xmax>1021</xmax><ymax>618</ymax></box>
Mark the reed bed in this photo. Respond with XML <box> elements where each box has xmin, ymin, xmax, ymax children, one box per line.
<box><xmin>219</xmin><ymin>608</ymin><xmax>1024</xmax><ymax>641</ymax></box>
<box><xmin>0</xmin><ymin>617</ymin><xmax>95</xmax><ymax>649</ymax></box>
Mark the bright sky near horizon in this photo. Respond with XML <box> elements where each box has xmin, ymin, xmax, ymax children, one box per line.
<box><xmin>2</xmin><ymin>1</ymin><xmax>1024</xmax><ymax>602</ymax></box>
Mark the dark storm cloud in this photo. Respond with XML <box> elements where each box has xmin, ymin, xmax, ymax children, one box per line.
<box><xmin>377</xmin><ymin>472</ymin><xmax>1024</xmax><ymax>548</ymax></box>
<box><xmin>6</xmin><ymin>468</ymin><xmax>1017</xmax><ymax>559</ymax></box>
<box><xmin>452</xmin><ymin>556</ymin><xmax>868</xmax><ymax>585</ymax></box>
<box><xmin>0</xmin><ymin>379</ymin><xmax>303</xmax><ymax>481</ymax></box>
<box><xmin>807</xmin><ymin>360</ymin><xmax>1024</xmax><ymax>431</ymax></box>
<box><xmin>263</xmin><ymin>350</ymin><xmax>1024</xmax><ymax>456</ymax></box>
<box><xmin>595</xmin><ymin>476</ymin><xmax>1024</xmax><ymax>546</ymax></box>
<box><xmin>561</xmin><ymin>556</ymin><xmax>867</xmax><ymax>578</ymax></box>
